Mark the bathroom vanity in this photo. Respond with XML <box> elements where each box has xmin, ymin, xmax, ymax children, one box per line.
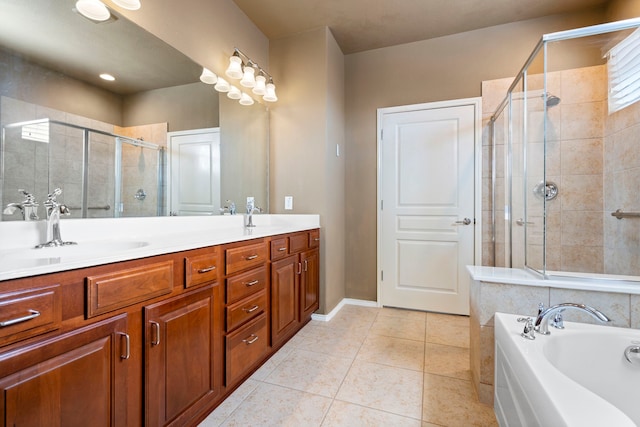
<box><xmin>0</xmin><ymin>215</ymin><xmax>320</xmax><ymax>426</ymax></box>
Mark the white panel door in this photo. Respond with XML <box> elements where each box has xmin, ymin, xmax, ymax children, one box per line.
<box><xmin>379</xmin><ymin>102</ymin><xmax>477</xmax><ymax>315</ymax></box>
<box><xmin>168</xmin><ymin>128</ymin><xmax>220</xmax><ymax>216</ymax></box>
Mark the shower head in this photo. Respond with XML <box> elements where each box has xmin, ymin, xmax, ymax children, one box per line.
<box><xmin>545</xmin><ymin>94</ymin><xmax>561</xmax><ymax>108</ymax></box>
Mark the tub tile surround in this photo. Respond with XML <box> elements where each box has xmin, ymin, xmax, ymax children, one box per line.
<box><xmin>200</xmin><ymin>305</ymin><xmax>497</xmax><ymax>427</ymax></box>
<box><xmin>468</xmin><ymin>265</ymin><xmax>640</xmax><ymax>405</ymax></box>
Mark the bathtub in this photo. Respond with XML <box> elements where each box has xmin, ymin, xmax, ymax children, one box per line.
<box><xmin>494</xmin><ymin>312</ymin><xmax>640</xmax><ymax>426</ymax></box>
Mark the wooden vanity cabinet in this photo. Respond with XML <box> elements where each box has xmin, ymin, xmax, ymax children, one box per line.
<box><xmin>270</xmin><ymin>230</ymin><xmax>320</xmax><ymax>348</ymax></box>
<box><xmin>0</xmin><ymin>313</ymin><xmax>129</xmax><ymax>427</ymax></box>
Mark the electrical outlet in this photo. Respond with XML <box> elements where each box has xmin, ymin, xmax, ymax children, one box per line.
<box><xmin>284</xmin><ymin>196</ymin><xmax>293</xmax><ymax>210</ymax></box>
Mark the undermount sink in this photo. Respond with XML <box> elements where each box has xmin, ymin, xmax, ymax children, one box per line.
<box><xmin>6</xmin><ymin>240</ymin><xmax>150</xmax><ymax>261</ymax></box>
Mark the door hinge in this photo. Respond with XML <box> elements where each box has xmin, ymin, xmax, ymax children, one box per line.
<box><xmin>380</xmin><ymin>200</ymin><xmax>383</xmax><ymax>210</ymax></box>
<box><xmin>380</xmin><ymin>129</ymin><xmax>383</xmax><ymax>140</ymax></box>
<box><xmin>381</xmin><ymin>270</ymin><xmax>383</xmax><ymax>281</ymax></box>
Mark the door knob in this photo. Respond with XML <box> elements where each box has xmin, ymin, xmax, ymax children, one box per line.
<box><xmin>454</xmin><ymin>218</ymin><xmax>471</xmax><ymax>226</ymax></box>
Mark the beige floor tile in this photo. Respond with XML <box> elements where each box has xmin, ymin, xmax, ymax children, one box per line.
<box><xmin>264</xmin><ymin>349</ymin><xmax>353</xmax><ymax>397</ymax></box>
<box><xmin>336</xmin><ymin>360</ymin><xmax>423</xmax><ymax>419</ymax></box>
<box><xmin>295</xmin><ymin>324</ymin><xmax>367</xmax><ymax>359</ymax></box>
<box><xmin>356</xmin><ymin>334</ymin><xmax>425</xmax><ymax>371</ymax></box>
<box><xmin>321</xmin><ymin>400</ymin><xmax>422</xmax><ymax>426</ymax></box>
<box><xmin>426</xmin><ymin>313</ymin><xmax>470</xmax><ymax>348</ymax></box>
<box><xmin>198</xmin><ymin>379</ymin><xmax>259</xmax><ymax>426</ymax></box>
<box><xmin>250</xmin><ymin>342</ymin><xmax>294</xmax><ymax>381</ymax></box>
<box><xmin>221</xmin><ymin>383</ymin><xmax>332</xmax><ymax>427</ymax></box>
<box><xmin>423</xmin><ymin>373</ymin><xmax>497</xmax><ymax>427</ymax></box>
<box><xmin>369</xmin><ymin>314</ymin><xmax>426</xmax><ymax>342</ymax></box>
<box><xmin>424</xmin><ymin>343</ymin><xmax>471</xmax><ymax>381</ymax></box>
<box><xmin>317</xmin><ymin>311</ymin><xmax>377</xmax><ymax>333</ymax></box>
<box><xmin>378</xmin><ymin>307</ymin><xmax>428</xmax><ymax>322</ymax></box>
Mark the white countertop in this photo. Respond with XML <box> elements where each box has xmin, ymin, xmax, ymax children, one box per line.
<box><xmin>0</xmin><ymin>214</ymin><xmax>320</xmax><ymax>282</ymax></box>
<box><xmin>467</xmin><ymin>265</ymin><xmax>640</xmax><ymax>295</ymax></box>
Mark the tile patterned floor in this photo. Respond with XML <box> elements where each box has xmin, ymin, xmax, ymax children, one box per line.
<box><xmin>199</xmin><ymin>305</ymin><xmax>498</xmax><ymax>427</ymax></box>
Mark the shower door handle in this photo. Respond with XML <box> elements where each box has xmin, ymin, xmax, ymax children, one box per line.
<box><xmin>515</xmin><ymin>218</ymin><xmax>535</xmax><ymax>226</ymax></box>
<box><xmin>454</xmin><ymin>218</ymin><xmax>472</xmax><ymax>226</ymax></box>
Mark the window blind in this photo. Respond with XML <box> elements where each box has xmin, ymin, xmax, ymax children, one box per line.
<box><xmin>607</xmin><ymin>27</ymin><xmax>640</xmax><ymax>114</ymax></box>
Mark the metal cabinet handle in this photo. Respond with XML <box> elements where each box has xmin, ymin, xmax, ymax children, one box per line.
<box><xmin>303</xmin><ymin>259</ymin><xmax>308</xmax><ymax>272</ymax></box>
<box><xmin>197</xmin><ymin>265</ymin><xmax>216</xmax><ymax>273</ymax></box>
<box><xmin>118</xmin><ymin>332</ymin><xmax>131</xmax><ymax>360</ymax></box>
<box><xmin>245</xmin><ymin>254</ymin><xmax>258</xmax><ymax>260</ymax></box>
<box><xmin>278</xmin><ymin>247</ymin><xmax>287</xmax><ymax>252</ymax></box>
<box><xmin>313</xmin><ymin>237</ymin><xmax>320</xmax><ymax>241</ymax></box>
<box><xmin>150</xmin><ymin>321</ymin><xmax>160</xmax><ymax>346</ymax></box>
<box><xmin>453</xmin><ymin>218</ymin><xmax>472</xmax><ymax>226</ymax></box>
<box><xmin>243</xmin><ymin>334</ymin><xmax>259</xmax><ymax>345</ymax></box>
<box><xmin>245</xmin><ymin>279</ymin><xmax>259</xmax><ymax>287</ymax></box>
<box><xmin>0</xmin><ymin>310</ymin><xmax>40</xmax><ymax>327</ymax></box>
<box><xmin>515</xmin><ymin>218</ymin><xmax>535</xmax><ymax>226</ymax></box>
<box><xmin>243</xmin><ymin>305</ymin><xmax>260</xmax><ymax>313</ymax></box>
<box><xmin>297</xmin><ymin>262</ymin><xmax>302</xmax><ymax>275</ymax></box>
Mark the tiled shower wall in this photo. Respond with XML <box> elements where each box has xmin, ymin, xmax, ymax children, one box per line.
<box><xmin>482</xmin><ymin>65</ymin><xmax>640</xmax><ymax>276</ymax></box>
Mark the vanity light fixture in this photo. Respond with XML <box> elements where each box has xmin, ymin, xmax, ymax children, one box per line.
<box><xmin>225</xmin><ymin>48</ymin><xmax>278</xmax><ymax>103</ymax></box>
<box><xmin>214</xmin><ymin>77</ymin><xmax>230</xmax><ymax>92</ymax></box>
<box><xmin>99</xmin><ymin>73</ymin><xmax>116</xmax><ymax>81</ymax></box>
<box><xmin>112</xmin><ymin>0</ymin><xmax>141</xmax><ymax>10</ymax></box>
<box><xmin>199</xmin><ymin>67</ymin><xmax>218</xmax><ymax>84</ymax></box>
<box><xmin>75</xmin><ymin>0</ymin><xmax>111</xmax><ymax>22</ymax></box>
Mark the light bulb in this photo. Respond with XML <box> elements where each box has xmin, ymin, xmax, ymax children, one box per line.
<box><xmin>199</xmin><ymin>68</ymin><xmax>217</xmax><ymax>85</ymax></box>
<box><xmin>240</xmin><ymin>65</ymin><xmax>256</xmax><ymax>88</ymax></box>
<box><xmin>214</xmin><ymin>77</ymin><xmax>230</xmax><ymax>92</ymax></box>
<box><xmin>263</xmin><ymin>81</ymin><xmax>278</xmax><ymax>102</ymax></box>
<box><xmin>252</xmin><ymin>74</ymin><xmax>266</xmax><ymax>95</ymax></box>
<box><xmin>225</xmin><ymin>54</ymin><xmax>243</xmax><ymax>79</ymax></box>
<box><xmin>239</xmin><ymin>93</ymin><xmax>255</xmax><ymax>106</ymax></box>
<box><xmin>227</xmin><ymin>86</ymin><xmax>241</xmax><ymax>100</ymax></box>
<box><xmin>75</xmin><ymin>0</ymin><xmax>110</xmax><ymax>21</ymax></box>
<box><xmin>112</xmin><ymin>0</ymin><xmax>141</xmax><ymax>10</ymax></box>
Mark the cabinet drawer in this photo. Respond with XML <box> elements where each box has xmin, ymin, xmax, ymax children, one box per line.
<box><xmin>309</xmin><ymin>229</ymin><xmax>320</xmax><ymax>248</ymax></box>
<box><xmin>226</xmin><ymin>242</ymin><xmax>268</xmax><ymax>275</ymax></box>
<box><xmin>226</xmin><ymin>290</ymin><xmax>267</xmax><ymax>332</ymax></box>
<box><xmin>0</xmin><ymin>285</ymin><xmax>62</xmax><ymax>347</ymax></box>
<box><xmin>226</xmin><ymin>313</ymin><xmax>268</xmax><ymax>385</ymax></box>
<box><xmin>226</xmin><ymin>266</ymin><xmax>267</xmax><ymax>304</ymax></box>
<box><xmin>87</xmin><ymin>260</ymin><xmax>174</xmax><ymax>318</ymax></box>
<box><xmin>289</xmin><ymin>233</ymin><xmax>308</xmax><ymax>253</ymax></box>
<box><xmin>185</xmin><ymin>251</ymin><xmax>219</xmax><ymax>288</ymax></box>
<box><xmin>270</xmin><ymin>237</ymin><xmax>289</xmax><ymax>261</ymax></box>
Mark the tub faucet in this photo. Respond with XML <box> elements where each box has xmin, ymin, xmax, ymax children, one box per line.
<box><xmin>35</xmin><ymin>188</ymin><xmax>77</xmax><ymax>248</ymax></box>
<box><xmin>534</xmin><ymin>303</ymin><xmax>610</xmax><ymax>335</ymax></box>
<box><xmin>3</xmin><ymin>189</ymin><xmax>39</xmax><ymax>221</ymax></box>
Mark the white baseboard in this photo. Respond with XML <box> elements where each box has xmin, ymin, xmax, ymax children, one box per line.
<box><xmin>311</xmin><ymin>298</ymin><xmax>379</xmax><ymax>322</ymax></box>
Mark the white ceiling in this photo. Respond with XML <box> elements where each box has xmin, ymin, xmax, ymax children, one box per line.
<box><xmin>232</xmin><ymin>0</ymin><xmax>610</xmax><ymax>54</ymax></box>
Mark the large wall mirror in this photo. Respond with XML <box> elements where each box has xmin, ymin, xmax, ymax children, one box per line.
<box><xmin>0</xmin><ymin>0</ymin><xmax>269</xmax><ymax>221</ymax></box>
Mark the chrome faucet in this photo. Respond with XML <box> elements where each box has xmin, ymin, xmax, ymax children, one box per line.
<box><xmin>534</xmin><ymin>303</ymin><xmax>610</xmax><ymax>335</ymax></box>
<box><xmin>244</xmin><ymin>198</ymin><xmax>262</xmax><ymax>228</ymax></box>
<box><xmin>220</xmin><ymin>200</ymin><xmax>236</xmax><ymax>215</ymax></box>
<box><xmin>3</xmin><ymin>189</ymin><xmax>39</xmax><ymax>221</ymax></box>
<box><xmin>36</xmin><ymin>188</ymin><xmax>77</xmax><ymax>248</ymax></box>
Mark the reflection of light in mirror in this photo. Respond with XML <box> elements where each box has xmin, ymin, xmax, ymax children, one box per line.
<box><xmin>214</xmin><ymin>77</ymin><xmax>230</xmax><ymax>92</ymax></box>
<box><xmin>227</xmin><ymin>86</ymin><xmax>241</xmax><ymax>100</ymax></box>
<box><xmin>239</xmin><ymin>93</ymin><xmax>254</xmax><ymax>106</ymax></box>
<box><xmin>75</xmin><ymin>0</ymin><xmax>110</xmax><ymax>22</ymax></box>
<box><xmin>200</xmin><ymin>68</ymin><xmax>218</xmax><ymax>84</ymax></box>
<box><xmin>99</xmin><ymin>73</ymin><xmax>116</xmax><ymax>81</ymax></box>
<box><xmin>112</xmin><ymin>0</ymin><xmax>141</xmax><ymax>10</ymax></box>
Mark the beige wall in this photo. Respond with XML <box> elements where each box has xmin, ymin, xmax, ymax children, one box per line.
<box><xmin>607</xmin><ymin>0</ymin><xmax>640</xmax><ymax>20</ymax></box>
<box><xmin>344</xmin><ymin>9</ymin><xmax>608</xmax><ymax>301</ymax></box>
<box><xmin>269</xmin><ymin>27</ymin><xmax>346</xmax><ymax>313</ymax></box>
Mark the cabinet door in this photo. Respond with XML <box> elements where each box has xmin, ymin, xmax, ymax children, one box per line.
<box><xmin>0</xmin><ymin>314</ymin><xmax>128</xmax><ymax>427</ymax></box>
<box><xmin>270</xmin><ymin>255</ymin><xmax>300</xmax><ymax>346</ymax></box>
<box><xmin>145</xmin><ymin>285</ymin><xmax>219</xmax><ymax>427</ymax></box>
<box><xmin>300</xmin><ymin>248</ymin><xmax>320</xmax><ymax>320</ymax></box>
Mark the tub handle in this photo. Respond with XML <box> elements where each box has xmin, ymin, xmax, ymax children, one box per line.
<box><xmin>517</xmin><ymin>317</ymin><xmax>536</xmax><ymax>340</ymax></box>
<box><xmin>624</xmin><ymin>345</ymin><xmax>640</xmax><ymax>365</ymax></box>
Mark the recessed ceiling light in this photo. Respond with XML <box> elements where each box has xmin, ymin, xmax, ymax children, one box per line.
<box><xmin>112</xmin><ymin>0</ymin><xmax>141</xmax><ymax>10</ymax></box>
<box><xmin>75</xmin><ymin>0</ymin><xmax>111</xmax><ymax>22</ymax></box>
<box><xmin>100</xmin><ymin>73</ymin><xmax>116</xmax><ymax>81</ymax></box>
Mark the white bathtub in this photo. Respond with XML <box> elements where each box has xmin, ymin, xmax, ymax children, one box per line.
<box><xmin>494</xmin><ymin>312</ymin><xmax>640</xmax><ymax>426</ymax></box>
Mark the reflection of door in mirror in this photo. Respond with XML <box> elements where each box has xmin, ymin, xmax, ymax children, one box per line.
<box><xmin>168</xmin><ymin>128</ymin><xmax>221</xmax><ymax>216</ymax></box>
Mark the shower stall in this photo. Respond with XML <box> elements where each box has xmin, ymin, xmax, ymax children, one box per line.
<box><xmin>488</xmin><ymin>18</ymin><xmax>640</xmax><ymax>280</ymax></box>
<box><xmin>1</xmin><ymin>117</ymin><xmax>165</xmax><ymax>220</ymax></box>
